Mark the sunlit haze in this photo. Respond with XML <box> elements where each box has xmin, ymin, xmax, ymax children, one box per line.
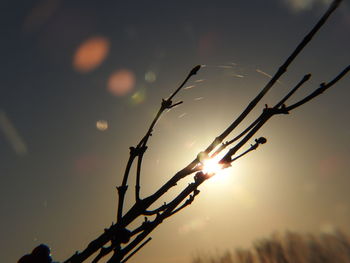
<box><xmin>1</xmin><ymin>1</ymin><xmax>350</xmax><ymax>263</ymax></box>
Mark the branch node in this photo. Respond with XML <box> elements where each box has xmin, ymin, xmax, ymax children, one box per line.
<box><xmin>129</xmin><ymin>146</ymin><xmax>137</xmax><ymax>156</ymax></box>
<box><xmin>264</xmin><ymin>106</ymin><xmax>289</xmax><ymax>115</ymax></box>
<box><xmin>194</xmin><ymin>172</ymin><xmax>209</xmax><ymax>183</ymax></box>
<box><xmin>155</xmin><ymin>212</ymin><xmax>164</xmax><ymax>224</ymax></box>
<box><xmin>161</xmin><ymin>99</ymin><xmax>173</xmax><ymax>109</ymax></box>
<box><xmin>112</xmin><ymin>228</ymin><xmax>131</xmax><ymax>245</ymax></box>
<box><xmin>319</xmin><ymin>82</ymin><xmax>327</xmax><ymax>93</ymax></box>
<box><xmin>117</xmin><ymin>185</ymin><xmax>128</xmax><ymax>194</ymax></box>
<box><xmin>278</xmin><ymin>104</ymin><xmax>289</xmax><ymax>114</ymax></box>
<box><xmin>190</xmin><ymin>65</ymin><xmax>202</xmax><ymax>76</ymax></box>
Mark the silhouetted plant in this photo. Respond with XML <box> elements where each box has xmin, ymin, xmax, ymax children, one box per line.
<box><xmin>191</xmin><ymin>230</ymin><xmax>350</xmax><ymax>263</ymax></box>
<box><xmin>18</xmin><ymin>0</ymin><xmax>349</xmax><ymax>262</ymax></box>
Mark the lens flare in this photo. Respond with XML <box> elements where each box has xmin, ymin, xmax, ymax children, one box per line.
<box><xmin>145</xmin><ymin>71</ymin><xmax>157</xmax><ymax>83</ymax></box>
<box><xmin>73</xmin><ymin>36</ymin><xmax>110</xmax><ymax>73</ymax></box>
<box><xmin>108</xmin><ymin>69</ymin><xmax>135</xmax><ymax>96</ymax></box>
<box><xmin>96</xmin><ymin>120</ymin><xmax>108</xmax><ymax>131</ymax></box>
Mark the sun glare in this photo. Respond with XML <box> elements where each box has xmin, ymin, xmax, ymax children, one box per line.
<box><xmin>200</xmin><ymin>154</ymin><xmax>232</xmax><ymax>183</ymax></box>
<box><xmin>202</xmin><ymin>157</ymin><xmax>223</xmax><ymax>175</ymax></box>
<box><xmin>197</xmin><ymin>155</ymin><xmax>237</xmax><ymax>194</ymax></box>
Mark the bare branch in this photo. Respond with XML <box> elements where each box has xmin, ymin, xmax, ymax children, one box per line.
<box><xmin>286</xmin><ymin>65</ymin><xmax>350</xmax><ymax>112</ymax></box>
<box><xmin>203</xmin><ymin>0</ymin><xmax>343</xmax><ymax>156</ymax></box>
<box><xmin>61</xmin><ymin>2</ymin><xmax>345</xmax><ymax>263</ymax></box>
<box><xmin>168</xmin><ymin>65</ymin><xmax>201</xmax><ymax>101</ymax></box>
<box><xmin>229</xmin><ymin>137</ymin><xmax>267</xmax><ymax>165</ymax></box>
<box><xmin>117</xmin><ymin>65</ymin><xmax>201</xmax><ymax>220</ymax></box>
<box><xmin>218</xmin><ymin>73</ymin><xmax>312</xmax><ymax>163</ymax></box>
<box><xmin>91</xmin><ymin>245</ymin><xmax>113</xmax><ymax>263</ymax></box>
<box><xmin>117</xmin><ymin>147</ymin><xmax>138</xmax><ymax>221</ymax></box>
<box><xmin>120</xmin><ymin>237</ymin><xmax>152</xmax><ymax>263</ymax></box>
<box><xmin>143</xmin><ymin>203</ymin><xmax>168</xmax><ymax>216</ymax></box>
<box><xmin>169</xmin><ymin>189</ymin><xmax>200</xmax><ymax>216</ymax></box>
<box><xmin>135</xmin><ymin>146</ymin><xmax>147</xmax><ymax>201</ymax></box>
<box><xmin>275</xmin><ymin>73</ymin><xmax>311</xmax><ymax>108</ymax></box>
<box><xmin>133</xmin><ymin>66</ymin><xmax>201</xmax><ymax>201</ymax></box>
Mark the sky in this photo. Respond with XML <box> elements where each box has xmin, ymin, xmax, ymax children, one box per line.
<box><xmin>1</xmin><ymin>0</ymin><xmax>350</xmax><ymax>262</ymax></box>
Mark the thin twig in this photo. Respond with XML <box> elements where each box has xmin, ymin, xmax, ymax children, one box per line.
<box><xmin>230</xmin><ymin>137</ymin><xmax>267</xmax><ymax>164</ymax></box>
<box><xmin>203</xmin><ymin>0</ymin><xmax>343</xmax><ymax>156</ymax></box>
<box><xmin>217</xmin><ymin>73</ymin><xmax>311</xmax><ymax>157</ymax></box>
<box><xmin>117</xmin><ymin>65</ymin><xmax>201</xmax><ymax>220</ymax></box>
<box><xmin>170</xmin><ymin>189</ymin><xmax>200</xmax><ymax>216</ymax></box>
<box><xmin>286</xmin><ymin>65</ymin><xmax>350</xmax><ymax>112</ymax></box>
<box><xmin>120</xmin><ymin>238</ymin><xmax>152</xmax><ymax>263</ymax></box>
<box><xmin>143</xmin><ymin>203</ymin><xmax>168</xmax><ymax>215</ymax></box>
<box><xmin>91</xmin><ymin>246</ymin><xmax>113</xmax><ymax>263</ymax></box>
<box><xmin>275</xmin><ymin>74</ymin><xmax>311</xmax><ymax>108</ymax></box>
<box><xmin>222</xmin><ymin>66</ymin><xmax>348</xmax><ymax>163</ymax></box>
<box><xmin>62</xmin><ymin>2</ymin><xmax>345</xmax><ymax>262</ymax></box>
<box><xmin>134</xmin><ymin>66</ymin><xmax>201</xmax><ymax>200</ymax></box>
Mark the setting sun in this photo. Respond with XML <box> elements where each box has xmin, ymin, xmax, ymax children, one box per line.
<box><xmin>201</xmin><ymin>157</ymin><xmax>223</xmax><ymax>175</ymax></box>
<box><xmin>199</xmin><ymin>154</ymin><xmax>232</xmax><ymax>184</ymax></box>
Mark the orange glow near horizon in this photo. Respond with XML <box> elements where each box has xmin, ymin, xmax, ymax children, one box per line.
<box><xmin>73</xmin><ymin>36</ymin><xmax>110</xmax><ymax>73</ymax></box>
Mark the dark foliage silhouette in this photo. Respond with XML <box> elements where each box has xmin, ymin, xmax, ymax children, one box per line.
<box><xmin>18</xmin><ymin>244</ymin><xmax>52</xmax><ymax>263</ymax></box>
<box><xmin>192</xmin><ymin>230</ymin><xmax>350</xmax><ymax>263</ymax></box>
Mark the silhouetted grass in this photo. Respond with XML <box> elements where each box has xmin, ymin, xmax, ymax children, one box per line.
<box><xmin>192</xmin><ymin>230</ymin><xmax>350</xmax><ymax>263</ymax></box>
